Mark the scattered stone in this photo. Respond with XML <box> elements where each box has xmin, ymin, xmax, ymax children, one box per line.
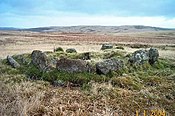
<box><xmin>148</xmin><ymin>48</ymin><xmax>159</xmax><ymax>65</ymax></box>
<box><xmin>66</xmin><ymin>48</ymin><xmax>77</xmax><ymax>53</ymax></box>
<box><xmin>96</xmin><ymin>58</ymin><xmax>124</xmax><ymax>75</ymax></box>
<box><xmin>56</xmin><ymin>58</ymin><xmax>89</xmax><ymax>73</ymax></box>
<box><xmin>128</xmin><ymin>50</ymin><xmax>149</xmax><ymax>65</ymax></box>
<box><xmin>52</xmin><ymin>80</ymin><xmax>65</xmax><ymax>87</ymax></box>
<box><xmin>101</xmin><ymin>44</ymin><xmax>113</xmax><ymax>50</ymax></box>
<box><xmin>31</xmin><ymin>50</ymin><xmax>50</xmax><ymax>71</ymax></box>
<box><xmin>7</xmin><ymin>55</ymin><xmax>20</xmax><ymax>68</ymax></box>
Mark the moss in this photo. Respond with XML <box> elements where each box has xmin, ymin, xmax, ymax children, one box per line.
<box><xmin>24</xmin><ymin>65</ymin><xmax>43</xmax><ymax>80</ymax></box>
<box><xmin>103</xmin><ymin>50</ymin><xmax>125</xmax><ymax>59</ymax></box>
<box><xmin>40</xmin><ymin>69</ymin><xmax>109</xmax><ymax>85</ymax></box>
<box><xmin>12</xmin><ymin>54</ymin><xmax>31</xmax><ymax>65</ymax></box>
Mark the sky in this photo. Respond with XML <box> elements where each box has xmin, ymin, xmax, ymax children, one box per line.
<box><xmin>0</xmin><ymin>0</ymin><xmax>175</xmax><ymax>28</ymax></box>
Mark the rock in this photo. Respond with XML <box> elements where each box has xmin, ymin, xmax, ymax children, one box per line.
<box><xmin>128</xmin><ymin>48</ymin><xmax>159</xmax><ymax>65</ymax></box>
<box><xmin>82</xmin><ymin>52</ymin><xmax>91</xmax><ymax>60</ymax></box>
<box><xmin>31</xmin><ymin>50</ymin><xmax>50</xmax><ymax>71</ymax></box>
<box><xmin>101</xmin><ymin>44</ymin><xmax>113</xmax><ymax>50</ymax></box>
<box><xmin>52</xmin><ymin>80</ymin><xmax>65</xmax><ymax>87</ymax></box>
<box><xmin>56</xmin><ymin>58</ymin><xmax>89</xmax><ymax>73</ymax></box>
<box><xmin>128</xmin><ymin>50</ymin><xmax>149</xmax><ymax>65</ymax></box>
<box><xmin>7</xmin><ymin>55</ymin><xmax>20</xmax><ymax>68</ymax></box>
<box><xmin>148</xmin><ymin>48</ymin><xmax>159</xmax><ymax>65</ymax></box>
<box><xmin>66</xmin><ymin>48</ymin><xmax>77</xmax><ymax>53</ymax></box>
<box><xmin>96</xmin><ymin>58</ymin><xmax>124</xmax><ymax>75</ymax></box>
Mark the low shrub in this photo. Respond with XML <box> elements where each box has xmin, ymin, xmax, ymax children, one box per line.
<box><xmin>115</xmin><ymin>46</ymin><xmax>124</xmax><ymax>50</ymax></box>
<box><xmin>54</xmin><ymin>47</ymin><xmax>64</xmax><ymax>52</ymax></box>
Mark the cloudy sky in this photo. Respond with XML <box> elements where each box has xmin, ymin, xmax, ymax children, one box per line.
<box><xmin>0</xmin><ymin>0</ymin><xmax>175</xmax><ymax>28</ymax></box>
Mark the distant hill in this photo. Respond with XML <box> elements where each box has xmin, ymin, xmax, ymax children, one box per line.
<box><xmin>0</xmin><ymin>27</ymin><xmax>19</xmax><ymax>31</ymax></box>
<box><xmin>0</xmin><ymin>25</ymin><xmax>174</xmax><ymax>33</ymax></box>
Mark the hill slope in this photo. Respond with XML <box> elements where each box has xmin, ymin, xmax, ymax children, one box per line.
<box><xmin>22</xmin><ymin>25</ymin><xmax>174</xmax><ymax>33</ymax></box>
<box><xmin>1</xmin><ymin>25</ymin><xmax>174</xmax><ymax>33</ymax></box>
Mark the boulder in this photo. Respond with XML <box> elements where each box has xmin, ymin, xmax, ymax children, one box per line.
<box><xmin>148</xmin><ymin>48</ymin><xmax>159</xmax><ymax>65</ymax></box>
<box><xmin>7</xmin><ymin>55</ymin><xmax>20</xmax><ymax>68</ymax></box>
<box><xmin>96</xmin><ymin>58</ymin><xmax>124</xmax><ymax>75</ymax></box>
<box><xmin>128</xmin><ymin>50</ymin><xmax>149</xmax><ymax>65</ymax></box>
<box><xmin>66</xmin><ymin>48</ymin><xmax>77</xmax><ymax>53</ymax></box>
<box><xmin>101</xmin><ymin>44</ymin><xmax>113</xmax><ymax>50</ymax></box>
<box><xmin>128</xmin><ymin>48</ymin><xmax>159</xmax><ymax>65</ymax></box>
<box><xmin>56</xmin><ymin>58</ymin><xmax>89</xmax><ymax>73</ymax></box>
<box><xmin>31</xmin><ymin>50</ymin><xmax>49</xmax><ymax>71</ymax></box>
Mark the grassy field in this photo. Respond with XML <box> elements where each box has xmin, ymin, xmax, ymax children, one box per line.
<box><xmin>0</xmin><ymin>30</ymin><xmax>175</xmax><ymax>116</ymax></box>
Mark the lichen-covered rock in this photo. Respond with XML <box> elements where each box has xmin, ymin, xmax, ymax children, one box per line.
<box><xmin>101</xmin><ymin>44</ymin><xmax>113</xmax><ymax>50</ymax></box>
<box><xmin>96</xmin><ymin>58</ymin><xmax>124</xmax><ymax>75</ymax></box>
<box><xmin>66</xmin><ymin>48</ymin><xmax>77</xmax><ymax>53</ymax></box>
<box><xmin>56</xmin><ymin>58</ymin><xmax>89</xmax><ymax>73</ymax></box>
<box><xmin>128</xmin><ymin>48</ymin><xmax>159</xmax><ymax>65</ymax></box>
<box><xmin>148</xmin><ymin>48</ymin><xmax>159</xmax><ymax>65</ymax></box>
<box><xmin>128</xmin><ymin>50</ymin><xmax>149</xmax><ymax>65</ymax></box>
<box><xmin>7</xmin><ymin>55</ymin><xmax>20</xmax><ymax>68</ymax></box>
<box><xmin>31</xmin><ymin>50</ymin><xmax>49</xmax><ymax>71</ymax></box>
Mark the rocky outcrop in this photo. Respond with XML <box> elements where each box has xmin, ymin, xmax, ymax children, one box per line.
<box><xmin>101</xmin><ymin>44</ymin><xmax>113</xmax><ymax>50</ymax></box>
<box><xmin>96</xmin><ymin>58</ymin><xmax>124</xmax><ymax>75</ymax></box>
<box><xmin>7</xmin><ymin>55</ymin><xmax>20</xmax><ymax>68</ymax></box>
<box><xmin>66</xmin><ymin>48</ymin><xmax>77</xmax><ymax>53</ymax></box>
<box><xmin>31</xmin><ymin>50</ymin><xmax>50</xmax><ymax>71</ymax></box>
<box><xmin>56</xmin><ymin>58</ymin><xmax>89</xmax><ymax>73</ymax></box>
<box><xmin>128</xmin><ymin>48</ymin><xmax>159</xmax><ymax>65</ymax></box>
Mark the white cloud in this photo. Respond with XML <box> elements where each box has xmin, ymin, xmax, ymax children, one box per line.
<box><xmin>1</xmin><ymin>13</ymin><xmax>175</xmax><ymax>28</ymax></box>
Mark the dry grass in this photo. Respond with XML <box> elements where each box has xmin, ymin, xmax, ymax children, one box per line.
<box><xmin>0</xmin><ymin>31</ymin><xmax>175</xmax><ymax>115</ymax></box>
<box><xmin>0</xmin><ymin>30</ymin><xmax>175</xmax><ymax>59</ymax></box>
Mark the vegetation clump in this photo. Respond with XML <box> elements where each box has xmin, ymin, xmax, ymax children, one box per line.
<box><xmin>54</xmin><ymin>47</ymin><xmax>64</xmax><ymax>52</ymax></box>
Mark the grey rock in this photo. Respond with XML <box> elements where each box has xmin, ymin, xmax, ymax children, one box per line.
<box><xmin>31</xmin><ymin>50</ymin><xmax>50</xmax><ymax>71</ymax></box>
<box><xmin>56</xmin><ymin>58</ymin><xmax>89</xmax><ymax>73</ymax></box>
<box><xmin>52</xmin><ymin>80</ymin><xmax>65</xmax><ymax>87</ymax></box>
<box><xmin>128</xmin><ymin>48</ymin><xmax>159</xmax><ymax>65</ymax></box>
<box><xmin>101</xmin><ymin>44</ymin><xmax>113</xmax><ymax>50</ymax></box>
<box><xmin>149</xmin><ymin>48</ymin><xmax>159</xmax><ymax>65</ymax></box>
<box><xmin>66</xmin><ymin>48</ymin><xmax>77</xmax><ymax>53</ymax></box>
<box><xmin>7</xmin><ymin>55</ymin><xmax>20</xmax><ymax>68</ymax></box>
<box><xmin>129</xmin><ymin>50</ymin><xmax>149</xmax><ymax>65</ymax></box>
<box><xmin>96</xmin><ymin>58</ymin><xmax>124</xmax><ymax>75</ymax></box>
